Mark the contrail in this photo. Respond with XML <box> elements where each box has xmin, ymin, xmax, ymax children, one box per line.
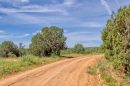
<box><xmin>115</xmin><ymin>0</ymin><xmax>120</xmax><ymax>8</ymax></box>
<box><xmin>100</xmin><ymin>0</ymin><xmax>112</xmax><ymax>15</ymax></box>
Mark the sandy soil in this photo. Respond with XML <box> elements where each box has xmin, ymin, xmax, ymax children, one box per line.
<box><xmin>0</xmin><ymin>55</ymin><xmax>102</xmax><ymax>86</ymax></box>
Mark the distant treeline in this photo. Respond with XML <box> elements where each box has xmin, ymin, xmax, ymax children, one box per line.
<box><xmin>0</xmin><ymin>26</ymin><xmax>102</xmax><ymax>58</ymax></box>
<box><xmin>61</xmin><ymin>47</ymin><xmax>102</xmax><ymax>55</ymax></box>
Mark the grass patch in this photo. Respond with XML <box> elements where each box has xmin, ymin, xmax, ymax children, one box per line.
<box><xmin>0</xmin><ymin>55</ymin><xmax>65</xmax><ymax>78</ymax></box>
<box><xmin>120</xmin><ymin>76</ymin><xmax>130</xmax><ymax>86</ymax></box>
<box><xmin>91</xmin><ymin>59</ymin><xmax>130</xmax><ymax>86</ymax></box>
<box><xmin>97</xmin><ymin>60</ymin><xmax>117</xmax><ymax>86</ymax></box>
<box><xmin>87</xmin><ymin>66</ymin><xmax>97</xmax><ymax>75</ymax></box>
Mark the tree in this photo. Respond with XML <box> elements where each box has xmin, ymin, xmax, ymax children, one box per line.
<box><xmin>73</xmin><ymin>44</ymin><xmax>85</xmax><ymax>54</ymax></box>
<box><xmin>101</xmin><ymin>5</ymin><xmax>130</xmax><ymax>74</ymax></box>
<box><xmin>18</xmin><ymin>43</ymin><xmax>26</xmax><ymax>56</ymax></box>
<box><xmin>0</xmin><ymin>41</ymin><xmax>19</xmax><ymax>57</ymax></box>
<box><xmin>29</xmin><ymin>26</ymin><xmax>66</xmax><ymax>56</ymax></box>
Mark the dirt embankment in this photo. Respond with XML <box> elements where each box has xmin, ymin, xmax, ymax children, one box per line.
<box><xmin>0</xmin><ymin>55</ymin><xmax>102</xmax><ymax>86</ymax></box>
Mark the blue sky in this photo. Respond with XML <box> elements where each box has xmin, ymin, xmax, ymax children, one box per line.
<box><xmin>0</xmin><ymin>0</ymin><xmax>130</xmax><ymax>48</ymax></box>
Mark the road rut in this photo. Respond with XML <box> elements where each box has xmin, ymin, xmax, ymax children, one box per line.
<box><xmin>0</xmin><ymin>55</ymin><xmax>102</xmax><ymax>86</ymax></box>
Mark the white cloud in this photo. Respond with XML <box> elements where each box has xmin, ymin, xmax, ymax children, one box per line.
<box><xmin>20</xmin><ymin>0</ymin><xmax>29</xmax><ymax>3</ymax></box>
<box><xmin>66</xmin><ymin>32</ymin><xmax>100</xmax><ymax>41</ymax></box>
<box><xmin>32</xmin><ymin>30</ymin><xmax>41</xmax><ymax>35</ymax></box>
<box><xmin>65</xmin><ymin>32</ymin><xmax>101</xmax><ymax>47</ymax></box>
<box><xmin>78</xmin><ymin>22</ymin><xmax>103</xmax><ymax>28</ymax></box>
<box><xmin>0</xmin><ymin>0</ymin><xmax>83</xmax><ymax>25</ymax></box>
<box><xmin>0</xmin><ymin>30</ymin><xmax>9</xmax><ymax>38</ymax></box>
<box><xmin>0</xmin><ymin>35</ymin><xmax>8</xmax><ymax>38</ymax></box>
<box><xmin>0</xmin><ymin>32</ymin><xmax>30</xmax><ymax>39</ymax></box>
<box><xmin>100</xmin><ymin>0</ymin><xmax>112</xmax><ymax>15</ymax></box>
<box><xmin>64</xmin><ymin>29</ymin><xmax>68</xmax><ymax>33</ymax></box>
<box><xmin>115</xmin><ymin>0</ymin><xmax>120</xmax><ymax>7</ymax></box>
<box><xmin>0</xmin><ymin>30</ymin><xmax>5</xmax><ymax>33</ymax></box>
<box><xmin>64</xmin><ymin>0</ymin><xmax>76</xmax><ymax>6</ymax></box>
<box><xmin>1</xmin><ymin>10</ymin><xmax>75</xmax><ymax>24</ymax></box>
<box><xmin>3</xmin><ymin>13</ymin><xmax>43</xmax><ymax>24</ymax></box>
<box><xmin>0</xmin><ymin>0</ymin><xmax>10</xmax><ymax>3</ymax></box>
<box><xmin>16</xmin><ymin>33</ymin><xmax>30</xmax><ymax>38</ymax></box>
<box><xmin>0</xmin><ymin>0</ymin><xmax>29</xmax><ymax>3</ymax></box>
<box><xmin>0</xmin><ymin>5</ymin><xmax>67</xmax><ymax>15</ymax></box>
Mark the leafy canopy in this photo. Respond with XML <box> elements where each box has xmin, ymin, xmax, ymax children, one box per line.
<box><xmin>73</xmin><ymin>44</ymin><xmax>85</xmax><ymax>54</ymax></box>
<box><xmin>102</xmin><ymin>5</ymin><xmax>130</xmax><ymax>74</ymax></box>
<box><xmin>0</xmin><ymin>41</ymin><xmax>19</xmax><ymax>57</ymax></box>
<box><xmin>29</xmin><ymin>26</ymin><xmax>66</xmax><ymax>56</ymax></box>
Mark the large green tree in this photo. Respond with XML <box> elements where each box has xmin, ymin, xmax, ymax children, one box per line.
<box><xmin>102</xmin><ymin>5</ymin><xmax>130</xmax><ymax>73</ymax></box>
<box><xmin>29</xmin><ymin>26</ymin><xmax>66</xmax><ymax>56</ymax></box>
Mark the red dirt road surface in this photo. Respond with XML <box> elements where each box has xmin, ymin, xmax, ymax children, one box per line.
<box><xmin>0</xmin><ymin>55</ymin><xmax>102</xmax><ymax>86</ymax></box>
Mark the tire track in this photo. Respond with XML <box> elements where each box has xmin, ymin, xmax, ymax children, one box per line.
<box><xmin>0</xmin><ymin>55</ymin><xmax>102</xmax><ymax>86</ymax></box>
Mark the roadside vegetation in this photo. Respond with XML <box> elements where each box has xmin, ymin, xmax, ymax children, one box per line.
<box><xmin>87</xmin><ymin>5</ymin><xmax>130</xmax><ymax>86</ymax></box>
<box><xmin>87</xmin><ymin>59</ymin><xmax>130</xmax><ymax>86</ymax></box>
<box><xmin>101</xmin><ymin>5</ymin><xmax>130</xmax><ymax>75</ymax></box>
<box><xmin>61</xmin><ymin>46</ymin><xmax>102</xmax><ymax>57</ymax></box>
<box><xmin>0</xmin><ymin>26</ymin><xmax>67</xmax><ymax>78</ymax></box>
<box><xmin>0</xmin><ymin>55</ymin><xmax>65</xmax><ymax>78</ymax></box>
<box><xmin>0</xmin><ymin>26</ymin><xmax>102</xmax><ymax>79</ymax></box>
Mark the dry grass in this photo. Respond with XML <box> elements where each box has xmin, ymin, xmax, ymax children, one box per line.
<box><xmin>0</xmin><ymin>55</ymin><xmax>66</xmax><ymax>78</ymax></box>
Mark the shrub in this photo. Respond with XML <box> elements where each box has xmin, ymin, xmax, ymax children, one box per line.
<box><xmin>0</xmin><ymin>41</ymin><xmax>19</xmax><ymax>57</ymax></box>
<box><xmin>87</xmin><ymin>66</ymin><xmax>97</xmax><ymax>75</ymax></box>
<box><xmin>20</xmin><ymin>55</ymin><xmax>42</xmax><ymax>66</ymax></box>
<box><xmin>18</xmin><ymin>43</ymin><xmax>27</xmax><ymax>56</ymax></box>
<box><xmin>73</xmin><ymin>44</ymin><xmax>85</xmax><ymax>54</ymax></box>
<box><xmin>85</xmin><ymin>47</ymin><xmax>102</xmax><ymax>54</ymax></box>
<box><xmin>97</xmin><ymin>60</ymin><xmax>116</xmax><ymax>86</ymax></box>
<box><xmin>60</xmin><ymin>48</ymin><xmax>74</xmax><ymax>55</ymax></box>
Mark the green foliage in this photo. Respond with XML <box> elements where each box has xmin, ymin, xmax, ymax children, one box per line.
<box><xmin>87</xmin><ymin>66</ymin><xmax>97</xmax><ymax>75</ymax></box>
<box><xmin>101</xmin><ymin>5</ymin><xmax>130</xmax><ymax>73</ymax></box>
<box><xmin>97</xmin><ymin>60</ymin><xmax>116</xmax><ymax>86</ymax></box>
<box><xmin>61</xmin><ymin>48</ymin><xmax>74</xmax><ymax>55</ymax></box>
<box><xmin>20</xmin><ymin>55</ymin><xmax>42</xmax><ymax>66</ymax></box>
<box><xmin>120</xmin><ymin>76</ymin><xmax>130</xmax><ymax>86</ymax></box>
<box><xmin>61</xmin><ymin>47</ymin><xmax>102</xmax><ymax>56</ymax></box>
<box><xmin>0</xmin><ymin>41</ymin><xmax>19</xmax><ymax>57</ymax></box>
<box><xmin>85</xmin><ymin>47</ymin><xmax>102</xmax><ymax>54</ymax></box>
<box><xmin>29</xmin><ymin>26</ymin><xmax>66</xmax><ymax>56</ymax></box>
<box><xmin>0</xmin><ymin>55</ymin><xmax>65</xmax><ymax>78</ymax></box>
<box><xmin>18</xmin><ymin>43</ymin><xmax>27</xmax><ymax>56</ymax></box>
<box><xmin>73</xmin><ymin>44</ymin><xmax>85</xmax><ymax>54</ymax></box>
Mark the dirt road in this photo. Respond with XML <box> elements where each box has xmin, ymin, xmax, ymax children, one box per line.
<box><xmin>0</xmin><ymin>55</ymin><xmax>102</xmax><ymax>86</ymax></box>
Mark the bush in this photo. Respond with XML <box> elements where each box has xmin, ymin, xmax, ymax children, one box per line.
<box><xmin>20</xmin><ymin>55</ymin><xmax>43</xmax><ymax>66</ymax></box>
<box><xmin>97</xmin><ymin>60</ymin><xmax>116</xmax><ymax>86</ymax></box>
<box><xmin>87</xmin><ymin>66</ymin><xmax>97</xmax><ymax>75</ymax></box>
<box><xmin>61</xmin><ymin>47</ymin><xmax>102</xmax><ymax>56</ymax></box>
<box><xmin>18</xmin><ymin>43</ymin><xmax>27</xmax><ymax>56</ymax></box>
<box><xmin>0</xmin><ymin>55</ymin><xmax>65</xmax><ymax>78</ymax></box>
<box><xmin>61</xmin><ymin>48</ymin><xmax>74</xmax><ymax>55</ymax></box>
<box><xmin>0</xmin><ymin>41</ymin><xmax>19</xmax><ymax>57</ymax></box>
<box><xmin>73</xmin><ymin>44</ymin><xmax>85</xmax><ymax>54</ymax></box>
<box><xmin>85</xmin><ymin>47</ymin><xmax>102</xmax><ymax>54</ymax></box>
